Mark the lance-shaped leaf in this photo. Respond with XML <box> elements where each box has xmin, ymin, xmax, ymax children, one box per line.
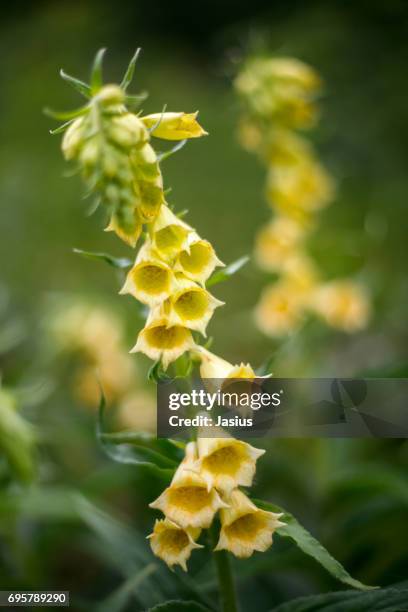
<box><xmin>120</xmin><ymin>48</ymin><xmax>142</xmax><ymax>91</ymax></box>
<box><xmin>157</xmin><ymin>139</ymin><xmax>187</xmax><ymax>163</ymax></box>
<box><xmin>273</xmin><ymin>582</ymin><xmax>408</xmax><ymax>612</ymax></box>
<box><xmin>90</xmin><ymin>47</ymin><xmax>107</xmax><ymax>93</ymax></box>
<box><xmin>254</xmin><ymin>499</ymin><xmax>376</xmax><ymax>591</ymax></box>
<box><xmin>73</xmin><ymin>248</ymin><xmax>132</xmax><ymax>269</ymax></box>
<box><xmin>59</xmin><ymin>69</ymin><xmax>92</xmax><ymax>98</ymax></box>
<box><xmin>206</xmin><ymin>255</ymin><xmax>249</xmax><ymax>288</ymax></box>
<box><xmin>97</xmin><ymin>390</ymin><xmax>175</xmax><ymax>481</ymax></box>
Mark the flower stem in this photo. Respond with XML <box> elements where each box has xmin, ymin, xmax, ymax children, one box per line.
<box><xmin>210</xmin><ymin>523</ymin><xmax>239</xmax><ymax>612</ymax></box>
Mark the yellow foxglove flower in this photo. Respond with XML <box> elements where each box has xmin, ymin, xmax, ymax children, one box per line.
<box><xmin>120</xmin><ymin>257</ymin><xmax>174</xmax><ymax>306</ymax></box>
<box><xmin>215</xmin><ymin>490</ymin><xmax>284</xmax><ymax>558</ymax></box>
<box><xmin>151</xmin><ymin>205</ymin><xmax>192</xmax><ymax>257</ymax></box>
<box><xmin>176</xmin><ymin>235</ymin><xmax>224</xmax><ymax>284</ymax></box>
<box><xmin>168</xmin><ymin>277</ymin><xmax>224</xmax><ymax>335</ymax></box>
<box><xmin>311</xmin><ymin>280</ymin><xmax>370</xmax><ymax>332</ymax></box>
<box><xmin>150</xmin><ymin>442</ymin><xmax>228</xmax><ymax>528</ymax></box>
<box><xmin>147</xmin><ymin>518</ymin><xmax>202</xmax><ymax>571</ymax></box>
<box><xmin>131</xmin><ymin>317</ymin><xmax>194</xmax><ymax>370</ymax></box>
<box><xmin>267</xmin><ymin>159</ymin><xmax>334</xmax><ymax>216</ymax></box>
<box><xmin>196</xmin><ymin>347</ymin><xmax>260</xmax><ymax>380</ymax></box>
<box><xmin>105</xmin><ymin>208</ymin><xmax>143</xmax><ymax>247</ymax></box>
<box><xmin>254</xmin><ymin>216</ymin><xmax>305</xmax><ymax>272</ymax></box>
<box><xmin>196</xmin><ymin>347</ymin><xmax>236</xmax><ymax>379</ymax></box>
<box><xmin>195</xmin><ymin>435</ymin><xmax>265</xmax><ymax>494</ymax></box>
<box><xmin>141</xmin><ymin>112</ymin><xmax>208</xmax><ymax>140</ymax></box>
<box><xmin>254</xmin><ymin>280</ymin><xmax>307</xmax><ymax>337</ymax></box>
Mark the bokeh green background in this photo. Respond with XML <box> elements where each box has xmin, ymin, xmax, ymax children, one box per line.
<box><xmin>0</xmin><ymin>1</ymin><xmax>407</xmax><ymax>610</ymax></box>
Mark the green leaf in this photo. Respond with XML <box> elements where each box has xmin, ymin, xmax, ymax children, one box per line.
<box><xmin>100</xmin><ymin>431</ymin><xmax>183</xmax><ymax>464</ymax></box>
<box><xmin>206</xmin><ymin>255</ymin><xmax>250</xmax><ymax>288</ymax></box>
<box><xmin>97</xmin><ymin>391</ymin><xmax>174</xmax><ymax>481</ymax></box>
<box><xmin>49</xmin><ymin>118</ymin><xmax>76</xmax><ymax>135</ymax></box>
<box><xmin>44</xmin><ymin>104</ymin><xmax>89</xmax><ymax>121</ymax></box>
<box><xmin>254</xmin><ymin>499</ymin><xmax>376</xmax><ymax>591</ymax></box>
<box><xmin>120</xmin><ymin>48</ymin><xmax>142</xmax><ymax>91</ymax></box>
<box><xmin>73</xmin><ymin>248</ymin><xmax>132</xmax><ymax>269</ymax></box>
<box><xmin>90</xmin><ymin>48</ymin><xmax>107</xmax><ymax>93</ymax></box>
<box><xmin>99</xmin><ymin>432</ymin><xmax>178</xmax><ymax>469</ymax></box>
<box><xmin>146</xmin><ymin>601</ymin><xmax>211</xmax><ymax>612</ymax></box>
<box><xmin>157</xmin><ymin>139</ymin><xmax>187</xmax><ymax>163</ymax></box>
<box><xmin>59</xmin><ymin>69</ymin><xmax>91</xmax><ymax>98</ymax></box>
<box><xmin>272</xmin><ymin>582</ymin><xmax>408</xmax><ymax>612</ymax></box>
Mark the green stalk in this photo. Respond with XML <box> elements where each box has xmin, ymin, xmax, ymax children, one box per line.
<box><xmin>209</xmin><ymin>522</ymin><xmax>239</xmax><ymax>612</ymax></box>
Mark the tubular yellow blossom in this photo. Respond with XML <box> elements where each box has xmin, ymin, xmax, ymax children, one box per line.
<box><xmin>141</xmin><ymin>112</ymin><xmax>208</xmax><ymax>140</ymax></box>
<box><xmin>120</xmin><ymin>259</ymin><xmax>174</xmax><ymax>306</ymax></box>
<box><xmin>151</xmin><ymin>205</ymin><xmax>193</xmax><ymax>257</ymax></box>
<box><xmin>105</xmin><ymin>208</ymin><xmax>143</xmax><ymax>247</ymax></box>
<box><xmin>195</xmin><ymin>436</ymin><xmax>265</xmax><ymax>494</ymax></box>
<box><xmin>131</xmin><ymin>317</ymin><xmax>194</xmax><ymax>369</ymax></box>
<box><xmin>254</xmin><ymin>216</ymin><xmax>306</xmax><ymax>272</ymax></box>
<box><xmin>150</xmin><ymin>442</ymin><xmax>228</xmax><ymax>528</ymax></box>
<box><xmin>215</xmin><ymin>490</ymin><xmax>284</xmax><ymax>558</ymax></box>
<box><xmin>196</xmin><ymin>347</ymin><xmax>266</xmax><ymax>380</ymax></box>
<box><xmin>168</xmin><ymin>277</ymin><xmax>224</xmax><ymax>335</ymax></box>
<box><xmin>176</xmin><ymin>235</ymin><xmax>224</xmax><ymax>284</ymax></box>
<box><xmin>266</xmin><ymin>159</ymin><xmax>335</xmax><ymax>215</ymax></box>
<box><xmin>311</xmin><ymin>280</ymin><xmax>371</xmax><ymax>332</ymax></box>
<box><xmin>254</xmin><ymin>281</ymin><xmax>307</xmax><ymax>337</ymax></box>
<box><xmin>147</xmin><ymin>518</ymin><xmax>202</xmax><ymax>571</ymax></box>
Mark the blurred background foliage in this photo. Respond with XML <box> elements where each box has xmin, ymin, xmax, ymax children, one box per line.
<box><xmin>0</xmin><ymin>1</ymin><xmax>407</xmax><ymax>610</ymax></box>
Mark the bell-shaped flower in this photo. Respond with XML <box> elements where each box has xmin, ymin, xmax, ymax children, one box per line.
<box><xmin>254</xmin><ymin>280</ymin><xmax>307</xmax><ymax>337</ymax></box>
<box><xmin>105</xmin><ymin>207</ymin><xmax>143</xmax><ymax>247</ymax></box>
<box><xmin>215</xmin><ymin>489</ymin><xmax>284</xmax><ymax>558</ymax></box>
<box><xmin>131</xmin><ymin>315</ymin><xmax>194</xmax><ymax>370</ymax></box>
<box><xmin>175</xmin><ymin>234</ymin><xmax>224</xmax><ymax>284</ymax></box>
<box><xmin>149</xmin><ymin>442</ymin><xmax>228</xmax><ymax>528</ymax></box>
<box><xmin>195</xmin><ymin>434</ymin><xmax>265</xmax><ymax>494</ymax></box>
<box><xmin>311</xmin><ymin>280</ymin><xmax>370</xmax><ymax>332</ymax></box>
<box><xmin>147</xmin><ymin>518</ymin><xmax>202</xmax><ymax>571</ymax></box>
<box><xmin>120</xmin><ymin>243</ymin><xmax>175</xmax><ymax>306</ymax></box>
<box><xmin>168</xmin><ymin>276</ymin><xmax>224</xmax><ymax>335</ymax></box>
<box><xmin>267</xmin><ymin>159</ymin><xmax>334</xmax><ymax>216</ymax></box>
<box><xmin>151</xmin><ymin>205</ymin><xmax>193</xmax><ymax>258</ymax></box>
<box><xmin>141</xmin><ymin>112</ymin><xmax>208</xmax><ymax>140</ymax></box>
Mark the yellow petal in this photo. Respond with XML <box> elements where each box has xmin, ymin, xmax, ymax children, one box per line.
<box><xmin>148</xmin><ymin>518</ymin><xmax>202</xmax><ymax>571</ymax></box>
<box><xmin>216</xmin><ymin>490</ymin><xmax>284</xmax><ymax>558</ymax></box>
<box><xmin>141</xmin><ymin>112</ymin><xmax>208</xmax><ymax>140</ymax></box>
<box><xmin>196</xmin><ymin>436</ymin><xmax>265</xmax><ymax>494</ymax></box>
<box><xmin>150</xmin><ymin>442</ymin><xmax>228</xmax><ymax>528</ymax></box>
<box><xmin>120</xmin><ymin>260</ymin><xmax>174</xmax><ymax>306</ymax></box>
<box><xmin>175</xmin><ymin>236</ymin><xmax>224</xmax><ymax>284</ymax></box>
<box><xmin>131</xmin><ymin>318</ymin><xmax>195</xmax><ymax>369</ymax></box>
<box><xmin>311</xmin><ymin>280</ymin><xmax>370</xmax><ymax>332</ymax></box>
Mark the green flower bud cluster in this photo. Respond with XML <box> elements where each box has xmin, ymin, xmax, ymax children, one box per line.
<box><xmin>62</xmin><ymin>84</ymin><xmax>163</xmax><ymax>246</ymax></box>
